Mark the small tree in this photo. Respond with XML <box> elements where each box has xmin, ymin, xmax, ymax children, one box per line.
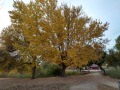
<box><xmin>115</xmin><ymin>35</ymin><xmax>120</xmax><ymax>66</ymax></box>
<box><xmin>115</xmin><ymin>35</ymin><xmax>120</xmax><ymax>51</ymax></box>
<box><xmin>106</xmin><ymin>35</ymin><xmax>120</xmax><ymax>70</ymax></box>
<box><xmin>107</xmin><ymin>49</ymin><xmax>120</xmax><ymax>70</ymax></box>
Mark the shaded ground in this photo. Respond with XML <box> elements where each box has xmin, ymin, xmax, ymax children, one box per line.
<box><xmin>0</xmin><ymin>72</ymin><xmax>119</xmax><ymax>90</ymax></box>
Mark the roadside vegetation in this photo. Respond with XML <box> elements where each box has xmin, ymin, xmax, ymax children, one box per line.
<box><xmin>0</xmin><ymin>63</ymin><xmax>81</xmax><ymax>78</ymax></box>
<box><xmin>105</xmin><ymin>35</ymin><xmax>120</xmax><ymax>79</ymax></box>
<box><xmin>106</xmin><ymin>67</ymin><xmax>120</xmax><ymax>79</ymax></box>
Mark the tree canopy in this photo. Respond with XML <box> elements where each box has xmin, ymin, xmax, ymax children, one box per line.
<box><xmin>115</xmin><ymin>35</ymin><xmax>120</xmax><ymax>51</ymax></box>
<box><xmin>1</xmin><ymin>0</ymin><xmax>109</xmax><ymax>78</ymax></box>
<box><xmin>106</xmin><ymin>35</ymin><xmax>120</xmax><ymax>68</ymax></box>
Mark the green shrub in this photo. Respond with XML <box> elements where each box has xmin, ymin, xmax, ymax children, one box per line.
<box><xmin>106</xmin><ymin>70</ymin><xmax>120</xmax><ymax>79</ymax></box>
<box><xmin>35</xmin><ymin>65</ymin><xmax>42</xmax><ymax>77</ymax></box>
<box><xmin>42</xmin><ymin>63</ymin><xmax>61</xmax><ymax>77</ymax></box>
<box><xmin>46</xmin><ymin>64</ymin><xmax>61</xmax><ymax>76</ymax></box>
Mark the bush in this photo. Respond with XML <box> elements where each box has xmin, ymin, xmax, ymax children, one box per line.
<box><xmin>35</xmin><ymin>65</ymin><xmax>42</xmax><ymax>77</ymax></box>
<box><xmin>42</xmin><ymin>63</ymin><xmax>61</xmax><ymax>77</ymax></box>
<box><xmin>106</xmin><ymin>70</ymin><xmax>120</xmax><ymax>79</ymax></box>
<box><xmin>46</xmin><ymin>64</ymin><xmax>61</xmax><ymax>76</ymax></box>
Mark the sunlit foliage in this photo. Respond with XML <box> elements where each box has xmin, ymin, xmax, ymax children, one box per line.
<box><xmin>7</xmin><ymin>0</ymin><xmax>109</xmax><ymax>77</ymax></box>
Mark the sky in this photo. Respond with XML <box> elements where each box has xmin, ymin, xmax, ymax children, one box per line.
<box><xmin>0</xmin><ymin>0</ymin><xmax>120</xmax><ymax>50</ymax></box>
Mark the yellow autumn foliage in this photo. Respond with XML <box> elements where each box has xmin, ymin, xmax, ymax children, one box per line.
<box><xmin>9</xmin><ymin>0</ymin><xmax>109</xmax><ymax>75</ymax></box>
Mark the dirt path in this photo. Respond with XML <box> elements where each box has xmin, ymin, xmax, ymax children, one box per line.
<box><xmin>0</xmin><ymin>72</ymin><xmax>119</xmax><ymax>90</ymax></box>
<box><xmin>70</xmin><ymin>72</ymin><xmax>119</xmax><ymax>90</ymax></box>
<box><xmin>70</xmin><ymin>82</ymin><xmax>98</xmax><ymax>90</ymax></box>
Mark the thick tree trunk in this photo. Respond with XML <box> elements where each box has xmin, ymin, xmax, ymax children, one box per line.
<box><xmin>98</xmin><ymin>65</ymin><xmax>106</xmax><ymax>75</ymax></box>
<box><xmin>31</xmin><ymin>65</ymin><xmax>36</xmax><ymax>79</ymax></box>
<box><xmin>60</xmin><ymin>66</ymin><xmax>66</xmax><ymax>77</ymax></box>
<box><xmin>60</xmin><ymin>51</ymin><xmax>67</xmax><ymax>77</ymax></box>
<box><xmin>59</xmin><ymin>62</ymin><xmax>67</xmax><ymax>77</ymax></box>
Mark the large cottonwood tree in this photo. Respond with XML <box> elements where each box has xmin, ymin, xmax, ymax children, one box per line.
<box><xmin>9</xmin><ymin>0</ymin><xmax>109</xmax><ymax>77</ymax></box>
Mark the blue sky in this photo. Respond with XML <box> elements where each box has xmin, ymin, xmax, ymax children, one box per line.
<box><xmin>0</xmin><ymin>0</ymin><xmax>120</xmax><ymax>50</ymax></box>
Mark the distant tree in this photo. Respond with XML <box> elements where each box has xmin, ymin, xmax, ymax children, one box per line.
<box><xmin>8</xmin><ymin>0</ymin><xmax>109</xmax><ymax>77</ymax></box>
<box><xmin>107</xmin><ymin>49</ymin><xmax>120</xmax><ymax>70</ymax></box>
<box><xmin>106</xmin><ymin>35</ymin><xmax>120</xmax><ymax>69</ymax></box>
<box><xmin>114</xmin><ymin>35</ymin><xmax>120</xmax><ymax>66</ymax></box>
<box><xmin>115</xmin><ymin>52</ymin><xmax>120</xmax><ymax>66</ymax></box>
<box><xmin>115</xmin><ymin>35</ymin><xmax>120</xmax><ymax>51</ymax></box>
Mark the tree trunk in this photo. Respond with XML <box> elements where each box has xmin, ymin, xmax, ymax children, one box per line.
<box><xmin>98</xmin><ymin>65</ymin><xmax>106</xmax><ymax>75</ymax></box>
<box><xmin>60</xmin><ymin>66</ymin><xmax>66</xmax><ymax>77</ymax></box>
<box><xmin>31</xmin><ymin>65</ymin><xmax>36</xmax><ymax>79</ymax></box>
<box><xmin>79</xmin><ymin>68</ymin><xmax>82</xmax><ymax>72</ymax></box>
<box><xmin>59</xmin><ymin>63</ymin><xmax>67</xmax><ymax>77</ymax></box>
<box><xmin>61</xmin><ymin>67</ymin><xmax>66</xmax><ymax>77</ymax></box>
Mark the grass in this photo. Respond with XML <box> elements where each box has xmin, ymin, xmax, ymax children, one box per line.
<box><xmin>0</xmin><ymin>73</ymin><xmax>31</xmax><ymax>78</ymax></box>
<box><xmin>106</xmin><ymin>70</ymin><xmax>120</xmax><ymax>79</ymax></box>
<box><xmin>0</xmin><ymin>70</ymin><xmax>80</xmax><ymax>78</ymax></box>
<box><xmin>66</xmin><ymin>70</ymin><xmax>80</xmax><ymax>76</ymax></box>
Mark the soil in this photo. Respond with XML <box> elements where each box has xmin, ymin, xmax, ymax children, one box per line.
<box><xmin>0</xmin><ymin>72</ymin><xmax>119</xmax><ymax>90</ymax></box>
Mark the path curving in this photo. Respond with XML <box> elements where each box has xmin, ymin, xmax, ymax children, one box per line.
<box><xmin>70</xmin><ymin>72</ymin><xmax>119</xmax><ymax>90</ymax></box>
